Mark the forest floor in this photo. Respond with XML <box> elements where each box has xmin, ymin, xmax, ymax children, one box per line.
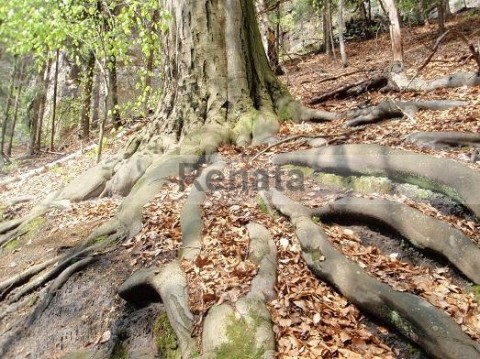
<box><xmin>1</xmin><ymin>10</ymin><xmax>480</xmax><ymax>359</ymax></box>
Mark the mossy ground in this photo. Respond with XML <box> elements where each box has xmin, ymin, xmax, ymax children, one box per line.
<box><xmin>153</xmin><ymin>313</ymin><xmax>180</xmax><ymax>359</ymax></box>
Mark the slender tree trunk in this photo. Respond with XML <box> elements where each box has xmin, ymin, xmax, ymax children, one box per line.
<box><xmin>35</xmin><ymin>60</ymin><xmax>52</xmax><ymax>153</ymax></box>
<box><xmin>383</xmin><ymin>0</ymin><xmax>404</xmax><ymax>69</ymax></box>
<box><xmin>323</xmin><ymin>4</ymin><xmax>333</xmax><ymax>56</ymax></box>
<box><xmin>50</xmin><ymin>50</ymin><xmax>60</xmax><ymax>151</ymax></box>
<box><xmin>1</xmin><ymin>58</ymin><xmax>18</xmax><ymax>160</ymax></box>
<box><xmin>6</xmin><ymin>61</ymin><xmax>26</xmax><ymax>157</ymax></box>
<box><xmin>337</xmin><ymin>0</ymin><xmax>348</xmax><ymax>67</ymax></box>
<box><xmin>109</xmin><ymin>55</ymin><xmax>121</xmax><ymax>129</ymax></box>
<box><xmin>80</xmin><ymin>52</ymin><xmax>96</xmax><ymax>142</ymax></box>
<box><xmin>91</xmin><ymin>70</ymin><xmax>101</xmax><ymax>129</ymax></box>
<box><xmin>329</xmin><ymin>1</ymin><xmax>337</xmax><ymax>60</ymax></box>
<box><xmin>445</xmin><ymin>0</ymin><xmax>452</xmax><ymax>17</ymax></box>
<box><xmin>437</xmin><ymin>0</ymin><xmax>446</xmax><ymax>33</ymax></box>
<box><xmin>360</xmin><ymin>0</ymin><xmax>370</xmax><ymax>37</ymax></box>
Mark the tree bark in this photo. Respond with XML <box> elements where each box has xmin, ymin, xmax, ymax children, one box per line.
<box><xmin>1</xmin><ymin>58</ymin><xmax>17</xmax><ymax>160</ymax></box>
<box><xmin>91</xmin><ymin>70</ymin><xmax>101</xmax><ymax>129</ymax></box>
<box><xmin>383</xmin><ymin>0</ymin><xmax>404</xmax><ymax>69</ymax></box>
<box><xmin>109</xmin><ymin>54</ymin><xmax>121</xmax><ymax>129</ymax></box>
<box><xmin>6</xmin><ymin>60</ymin><xmax>26</xmax><ymax>157</ymax></box>
<box><xmin>323</xmin><ymin>2</ymin><xmax>333</xmax><ymax>56</ymax></box>
<box><xmin>34</xmin><ymin>60</ymin><xmax>51</xmax><ymax>153</ymax></box>
<box><xmin>80</xmin><ymin>51</ymin><xmax>96</xmax><ymax>142</ymax></box>
<box><xmin>50</xmin><ymin>50</ymin><xmax>60</xmax><ymax>152</ymax></box>
<box><xmin>337</xmin><ymin>0</ymin><xmax>348</xmax><ymax>67</ymax></box>
<box><xmin>437</xmin><ymin>0</ymin><xmax>446</xmax><ymax>33</ymax></box>
<box><xmin>144</xmin><ymin>9</ymin><xmax>160</xmax><ymax>113</ymax></box>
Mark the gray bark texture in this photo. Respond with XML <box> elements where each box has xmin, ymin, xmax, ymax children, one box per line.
<box><xmin>313</xmin><ymin>197</ymin><xmax>480</xmax><ymax>283</ymax></box>
<box><xmin>270</xmin><ymin>190</ymin><xmax>480</xmax><ymax>359</ymax></box>
<box><xmin>273</xmin><ymin>144</ymin><xmax>480</xmax><ymax>218</ymax></box>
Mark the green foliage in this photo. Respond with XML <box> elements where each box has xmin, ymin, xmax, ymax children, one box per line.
<box><xmin>0</xmin><ymin>0</ymin><xmax>170</xmax><ymax>123</ymax></box>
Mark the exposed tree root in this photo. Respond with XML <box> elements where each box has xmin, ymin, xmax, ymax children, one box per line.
<box><xmin>0</xmin><ymin>255</ymin><xmax>62</xmax><ymax>299</ymax></box>
<box><xmin>249</xmin><ymin>127</ymin><xmax>366</xmax><ymax>163</ymax></box>
<box><xmin>312</xmin><ymin>197</ymin><xmax>480</xmax><ymax>283</ymax></box>
<box><xmin>344</xmin><ymin>100</ymin><xmax>468</xmax><ymax>127</ymax></box>
<box><xmin>6</xmin><ymin>240</ymin><xmax>106</xmax><ymax>303</ymax></box>
<box><xmin>272</xmin><ymin>144</ymin><xmax>480</xmax><ymax>218</ymax></box>
<box><xmin>119</xmin><ymin>222</ymin><xmax>277</xmax><ymax>358</ymax></box>
<box><xmin>25</xmin><ymin>256</ymin><xmax>96</xmax><ymax>326</ymax></box>
<box><xmin>309</xmin><ymin>74</ymin><xmax>388</xmax><ymax>105</ymax></box>
<box><xmin>180</xmin><ymin>158</ymin><xmax>226</xmax><ymax>261</ymax></box>
<box><xmin>406</xmin><ymin>131</ymin><xmax>480</xmax><ymax>149</ymax></box>
<box><xmin>269</xmin><ymin>189</ymin><xmax>480</xmax><ymax>359</ymax></box>
<box><xmin>391</xmin><ymin>71</ymin><xmax>480</xmax><ymax>92</ymax></box>
<box><xmin>0</xmin><ymin>145</ymin><xmax>96</xmax><ymax>188</ymax></box>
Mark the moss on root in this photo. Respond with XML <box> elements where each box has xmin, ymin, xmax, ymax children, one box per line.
<box><xmin>256</xmin><ymin>194</ymin><xmax>269</xmax><ymax>214</ymax></box>
<box><xmin>3</xmin><ymin>239</ymin><xmax>20</xmax><ymax>252</ymax></box>
<box><xmin>153</xmin><ymin>313</ymin><xmax>181</xmax><ymax>359</ymax></box>
<box><xmin>87</xmin><ymin>235</ymin><xmax>108</xmax><ymax>247</ymax></box>
<box><xmin>24</xmin><ymin>218</ymin><xmax>44</xmax><ymax>240</ymax></box>
<box><xmin>472</xmin><ymin>285</ymin><xmax>480</xmax><ymax>303</ymax></box>
<box><xmin>314</xmin><ymin>172</ymin><xmax>393</xmax><ymax>195</ymax></box>
<box><xmin>277</xmin><ymin>103</ymin><xmax>293</xmax><ymax>121</ymax></box>
<box><xmin>214</xmin><ymin>315</ymin><xmax>265</xmax><ymax>359</ymax></box>
<box><xmin>390</xmin><ymin>310</ymin><xmax>415</xmax><ymax>339</ymax></box>
<box><xmin>110</xmin><ymin>341</ymin><xmax>128</xmax><ymax>359</ymax></box>
<box><xmin>1</xmin><ymin>217</ymin><xmax>44</xmax><ymax>251</ymax></box>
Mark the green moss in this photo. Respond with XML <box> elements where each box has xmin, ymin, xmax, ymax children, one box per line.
<box><xmin>390</xmin><ymin>310</ymin><xmax>414</xmax><ymax>338</ymax></box>
<box><xmin>3</xmin><ymin>239</ymin><xmax>20</xmax><ymax>252</ymax></box>
<box><xmin>28</xmin><ymin>294</ymin><xmax>40</xmax><ymax>307</ymax></box>
<box><xmin>314</xmin><ymin>172</ymin><xmax>393</xmax><ymax>195</ymax></box>
<box><xmin>310</xmin><ymin>249</ymin><xmax>324</xmax><ymax>262</ymax></box>
<box><xmin>24</xmin><ymin>218</ymin><xmax>44</xmax><ymax>239</ymax></box>
<box><xmin>110</xmin><ymin>341</ymin><xmax>128</xmax><ymax>359</ymax></box>
<box><xmin>256</xmin><ymin>194</ymin><xmax>269</xmax><ymax>214</ymax></box>
<box><xmin>278</xmin><ymin>104</ymin><xmax>293</xmax><ymax>121</ymax></box>
<box><xmin>472</xmin><ymin>285</ymin><xmax>480</xmax><ymax>303</ymax></box>
<box><xmin>87</xmin><ymin>235</ymin><xmax>108</xmax><ymax>246</ymax></box>
<box><xmin>153</xmin><ymin>313</ymin><xmax>180</xmax><ymax>359</ymax></box>
<box><xmin>315</xmin><ymin>172</ymin><xmax>349</xmax><ymax>189</ymax></box>
<box><xmin>214</xmin><ymin>315</ymin><xmax>264</xmax><ymax>359</ymax></box>
<box><xmin>234</xmin><ymin>111</ymin><xmax>257</xmax><ymax>134</ymax></box>
<box><xmin>0</xmin><ymin>202</ymin><xmax>5</xmax><ymax>221</ymax></box>
<box><xmin>283</xmin><ymin>165</ymin><xmax>315</xmax><ymax>177</ymax></box>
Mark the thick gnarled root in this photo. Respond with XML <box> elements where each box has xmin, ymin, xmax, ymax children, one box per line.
<box><xmin>391</xmin><ymin>71</ymin><xmax>480</xmax><ymax>92</ymax></box>
<box><xmin>313</xmin><ymin>197</ymin><xmax>480</xmax><ymax>284</ymax></box>
<box><xmin>344</xmin><ymin>100</ymin><xmax>467</xmax><ymax>127</ymax></box>
<box><xmin>406</xmin><ymin>131</ymin><xmax>480</xmax><ymax>149</ymax></box>
<box><xmin>180</xmin><ymin>158</ymin><xmax>226</xmax><ymax>261</ymax></box>
<box><xmin>119</xmin><ymin>222</ymin><xmax>277</xmax><ymax>358</ymax></box>
<box><xmin>269</xmin><ymin>189</ymin><xmax>480</xmax><ymax>359</ymax></box>
<box><xmin>273</xmin><ymin>144</ymin><xmax>480</xmax><ymax>218</ymax></box>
